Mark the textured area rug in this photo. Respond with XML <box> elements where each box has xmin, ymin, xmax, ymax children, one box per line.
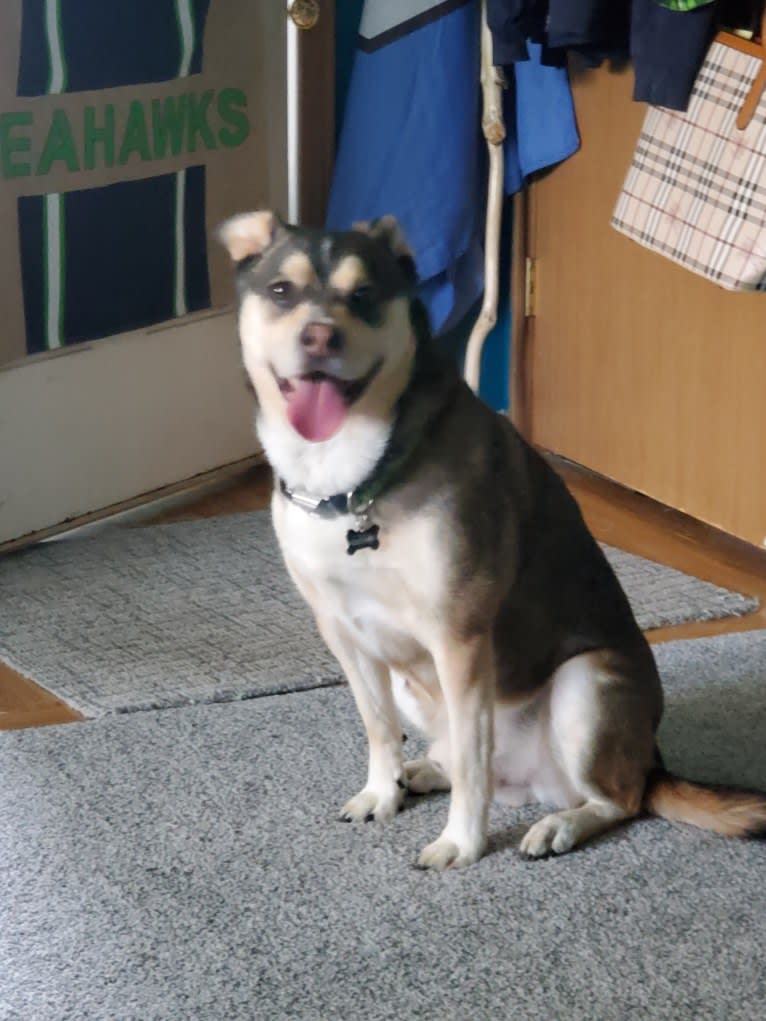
<box><xmin>0</xmin><ymin>513</ymin><xmax>341</xmax><ymax>717</ymax></box>
<box><xmin>602</xmin><ymin>542</ymin><xmax>758</xmax><ymax>629</ymax></box>
<box><xmin>0</xmin><ymin>511</ymin><xmax>758</xmax><ymax>717</ymax></box>
<box><xmin>1</xmin><ymin>631</ymin><xmax>765</xmax><ymax>1021</ymax></box>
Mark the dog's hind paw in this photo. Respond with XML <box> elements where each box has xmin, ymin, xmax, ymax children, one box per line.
<box><xmin>519</xmin><ymin>814</ymin><xmax>577</xmax><ymax>858</ymax></box>
<box><xmin>402</xmin><ymin>758</ymin><xmax>451</xmax><ymax>794</ymax></box>
<box><xmin>339</xmin><ymin>785</ymin><xmax>404</xmax><ymax>823</ymax></box>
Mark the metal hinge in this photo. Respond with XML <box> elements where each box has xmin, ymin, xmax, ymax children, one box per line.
<box><xmin>524</xmin><ymin>257</ymin><xmax>538</xmax><ymax>318</ymax></box>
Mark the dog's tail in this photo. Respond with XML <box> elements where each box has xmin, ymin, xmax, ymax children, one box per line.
<box><xmin>643</xmin><ymin>769</ymin><xmax>766</xmax><ymax>838</ymax></box>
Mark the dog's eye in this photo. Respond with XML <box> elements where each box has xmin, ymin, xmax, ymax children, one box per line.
<box><xmin>267</xmin><ymin>280</ymin><xmax>298</xmax><ymax>308</ymax></box>
<box><xmin>348</xmin><ymin>285</ymin><xmax>378</xmax><ymax>322</ymax></box>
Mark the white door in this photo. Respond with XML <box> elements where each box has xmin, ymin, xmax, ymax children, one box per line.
<box><xmin>0</xmin><ymin>0</ymin><xmax>333</xmax><ymax>548</ymax></box>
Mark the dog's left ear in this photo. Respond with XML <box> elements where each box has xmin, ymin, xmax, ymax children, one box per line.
<box><xmin>353</xmin><ymin>215</ymin><xmax>417</xmax><ymax>287</ymax></box>
<box><xmin>216</xmin><ymin>210</ymin><xmax>281</xmax><ymax>264</ymax></box>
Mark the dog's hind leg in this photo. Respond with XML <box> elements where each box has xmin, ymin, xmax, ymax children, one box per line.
<box><xmin>389</xmin><ymin>670</ymin><xmax>452</xmax><ymax>795</ymax></box>
<box><xmin>520</xmin><ymin>800</ymin><xmax>632</xmax><ymax>858</ymax></box>
<box><xmin>520</xmin><ymin>650</ymin><xmax>660</xmax><ymax>858</ymax></box>
<box><xmin>317</xmin><ymin>618</ymin><xmax>406</xmax><ymax>824</ymax></box>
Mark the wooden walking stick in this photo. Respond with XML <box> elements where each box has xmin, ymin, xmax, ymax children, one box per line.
<box><xmin>464</xmin><ymin>0</ymin><xmax>506</xmax><ymax>392</ymax></box>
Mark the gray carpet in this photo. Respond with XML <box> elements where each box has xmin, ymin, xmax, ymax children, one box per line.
<box><xmin>1</xmin><ymin>631</ymin><xmax>765</xmax><ymax>1021</ymax></box>
<box><xmin>0</xmin><ymin>511</ymin><xmax>758</xmax><ymax>718</ymax></box>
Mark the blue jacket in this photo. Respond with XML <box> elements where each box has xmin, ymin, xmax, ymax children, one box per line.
<box><xmin>486</xmin><ymin>0</ymin><xmax>718</xmax><ymax>111</ymax></box>
<box><xmin>328</xmin><ymin>2</ymin><xmax>579</xmax><ymax>335</ymax></box>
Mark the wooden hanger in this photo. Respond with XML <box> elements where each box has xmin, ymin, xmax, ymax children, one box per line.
<box><xmin>716</xmin><ymin>10</ymin><xmax>766</xmax><ymax>128</ymax></box>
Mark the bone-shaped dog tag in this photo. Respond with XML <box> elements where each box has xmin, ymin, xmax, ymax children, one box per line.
<box><xmin>346</xmin><ymin>525</ymin><xmax>380</xmax><ymax>555</ymax></box>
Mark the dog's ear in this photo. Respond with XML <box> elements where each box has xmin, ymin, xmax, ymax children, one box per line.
<box><xmin>353</xmin><ymin>215</ymin><xmax>417</xmax><ymax>287</ymax></box>
<box><xmin>216</xmin><ymin>211</ymin><xmax>281</xmax><ymax>264</ymax></box>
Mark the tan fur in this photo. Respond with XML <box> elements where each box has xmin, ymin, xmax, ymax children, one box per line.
<box><xmin>279</xmin><ymin>252</ymin><xmax>319</xmax><ymax>290</ymax></box>
<box><xmin>217</xmin><ymin>210</ymin><xmax>276</xmax><ymax>262</ymax></box>
<box><xmin>329</xmin><ymin>255</ymin><xmax>369</xmax><ymax>295</ymax></box>
<box><xmin>644</xmin><ymin>773</ymin><xmax>766</xmax><ymax>837</ymax></box>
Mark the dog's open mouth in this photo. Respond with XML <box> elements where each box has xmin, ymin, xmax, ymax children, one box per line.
<box><xmin>275</xmin><ymin>359</ymin><xmax>383</xmax><ymax>442</ymax></box>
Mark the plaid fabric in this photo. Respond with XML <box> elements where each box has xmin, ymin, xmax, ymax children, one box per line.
<box><xmin>611</xmin><ymin>40</ymin><xmax>766</xmax><ymax>291</ymax></box>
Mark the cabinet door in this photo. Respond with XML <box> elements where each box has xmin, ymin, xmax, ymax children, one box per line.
<box><xmin>527</xmin><ymin>64</ymin><xmax>766</xmax><ymax>549</ymax></box>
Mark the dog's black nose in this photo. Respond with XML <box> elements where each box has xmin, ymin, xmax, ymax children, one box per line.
<box><xmin>300</xmin><ymin>322</ymin><xmax>344</xmax><ymax>358</ymax></box>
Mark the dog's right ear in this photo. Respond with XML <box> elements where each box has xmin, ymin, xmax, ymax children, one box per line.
<box><xmin>353</xmin><ymin>215</ymin><xmax>417</xmax><ymax>289</ymax></box>
<box><xmin>216</xmin><ymin>211</ymin><xmax>280</xmax><ymax>264</ymax></box>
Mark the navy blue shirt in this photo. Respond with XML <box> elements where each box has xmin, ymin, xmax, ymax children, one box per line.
<box><xmin>487</xmin><ymin>0</ymin><xmax>718</xmax><ymax>111</ymax></box>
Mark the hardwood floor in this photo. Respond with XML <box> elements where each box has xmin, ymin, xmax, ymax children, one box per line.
<box><xmin>2</xmin><ymin>458</ymin><xmax>765</xmax><ymax>731</ymax></box>
<box><xmin>0</xmin><ymin>665</ymin><xmax>84</xmax><ymax>731</ymax></box>
<box><xmin>552</xmin><ymin>457</ymin><xmax>766</xmax><ymax>641</ymax></box>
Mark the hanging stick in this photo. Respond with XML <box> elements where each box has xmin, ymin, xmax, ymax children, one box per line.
<box><xmin>464</xmin><ymin>0</ymin><xmax>506</xmax><ymax>392</ymax></box>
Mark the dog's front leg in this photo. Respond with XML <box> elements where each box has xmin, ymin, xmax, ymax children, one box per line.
<box><xmin>417</xmin><ymin>636</ymin><xmax>494</xmax><ymax>870</ymax></box>
<box><xmin>317</xmin><ymin>617</ymin><xmax>405</xmax><ymax>823</ymax></box>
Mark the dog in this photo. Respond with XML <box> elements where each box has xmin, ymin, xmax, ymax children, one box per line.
<box><xmin>218</xmin><ymin>211</ymin><xmax>766</xmax><ymax>870</ymax></box>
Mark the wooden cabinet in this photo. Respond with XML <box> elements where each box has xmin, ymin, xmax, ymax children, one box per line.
<box><xmin>523</xmin><ymin>63</ymin><xmax>766</xmax><ymax>549</ymax></box>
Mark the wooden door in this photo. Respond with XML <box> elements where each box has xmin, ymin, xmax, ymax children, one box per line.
<box><xmin>0</xmin><ymin>0</ymin><xmax>334</xmax><ymax>549</ymax></box>
<box><xmin>525</xmin><ymin>63</ymin><xmax>766</xmax><ymax>549</ymax></box>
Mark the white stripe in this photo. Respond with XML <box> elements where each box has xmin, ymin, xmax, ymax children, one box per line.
<box><xmin>45</xmin><ymin>0</ymin><xmax>64</xmax><ymax>349</ymax></box>
<box><xmin>286</xmin><ymin>6</ymin><xmax>300</xmax><ymax>222</ymax></box>
<box><xmin>45</xmin><ymin>194</ymin><xmax>62</xmax><ymax>349</ymax></box>
<box><xmin>174</xmin><ymin>171</ymin><xmax>188</xmax><ymax>317</ymax></box>
<box><xmin>173</xmin><ymin>0</ymin><xmax>195</xmax><ymax>318</ymax></box>
<box><xmin>175</xmin><ymin>0</ymin><xmax>195</xmax><ymax>77</ymax></box>
<box><xmin>45</xmin><ymin>0</ymin><xmax>65</xmax><ymax>94</ymax></box>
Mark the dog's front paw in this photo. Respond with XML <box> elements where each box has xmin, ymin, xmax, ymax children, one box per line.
<box><xmin>416</xmin><ymin>833</ymin><xmax>485</xmax><ymax>871</ymax></box>
<box><xmin>519</xmin><ymin>813</ymin><xmax>576</xmax><ymax>858</ymax></box>
<box><xmin>339</xmin><ymin>785</ymin><xmax>404</xmax><ymax>823</ymax></box>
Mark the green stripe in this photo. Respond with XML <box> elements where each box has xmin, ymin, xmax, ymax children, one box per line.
<box><xmin>173</xmin><ymin>171</ymin><xmax>187</xmax><ymax>317</ymax></box>
<box><xmin>656</xmin><ymin>0</ymin><xmax>715</xmax><ymax>10</ymax></box>
<box><xmin>43</xmin><ymin>194</ymin><xmax>64</xmax><ymax>350</ymax></box>
<box><xmin>43</xmin><ymin>196</ymin><xmax>49</xmax><ymax>348</ymax></box>
<box><xmin>57</xmin><ymin>195</ymin><xmax>65</xmax><ymax>345</ymax></box>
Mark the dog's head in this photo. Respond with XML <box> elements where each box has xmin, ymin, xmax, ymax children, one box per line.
<box><xmin>218</xmin><ymin>212</ymin><xmax>418</xmax><ymax>445</ymax></box>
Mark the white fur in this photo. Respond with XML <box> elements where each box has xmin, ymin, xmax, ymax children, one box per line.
<box><xmin>393</xmin><ymin>655</ymin><xmax>608</xmax><ymax>814</ymax></box>
<box><xmin>259</xmin><ymin>412</ymin><xmax>392</xmax><ymax>500</ymax></box>
<box><xmin>273</xmin><ymin>493</ymin><xmax>447</xmax><ymax>665</ymax></box>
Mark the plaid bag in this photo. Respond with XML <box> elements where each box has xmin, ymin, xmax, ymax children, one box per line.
<box><xmin>611</xmin><ymin>21</ymin><xmax>766</xmax><ymax>291</ymax></box>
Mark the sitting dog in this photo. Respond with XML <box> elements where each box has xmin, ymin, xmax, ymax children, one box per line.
<box><xmin>218</xmin><ymin>211</ymin><xmax>766</xmax><ymax>869</ymax></box>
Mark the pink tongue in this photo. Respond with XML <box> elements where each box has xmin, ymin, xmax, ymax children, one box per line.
<box><xmin>286</xmin><ymin>377</ymin><xmax>349</xmax><ymax>442</ymax></box>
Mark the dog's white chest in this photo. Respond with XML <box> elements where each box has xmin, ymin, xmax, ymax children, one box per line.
<box><xmin>273</xmin><ymin>496</ymin><xmax>439</xmax><ymax>665</ymax></box>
